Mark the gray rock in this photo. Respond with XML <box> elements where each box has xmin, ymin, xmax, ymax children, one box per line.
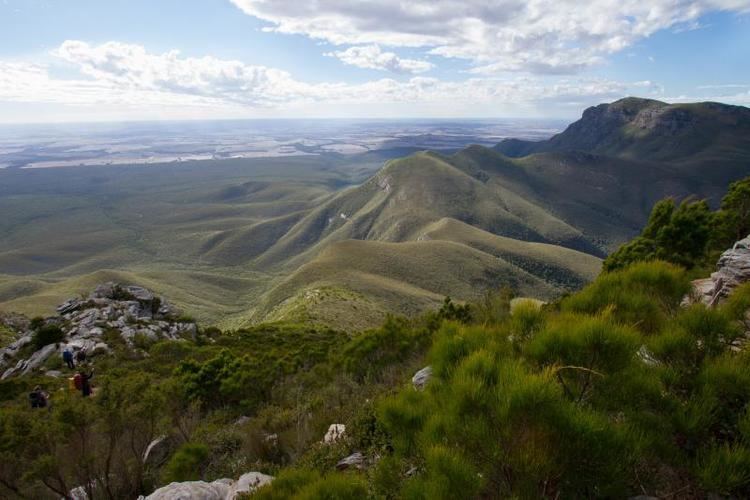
<box><xmin>324</xmin><ymin>424</ymin><xmax>346</xmax><ymax>444</ymax></box>
<box><xmin>412</xmin><ymin>366</ymin><xmax>433</xmax><ymax>390</ymax></box>
<box><xmin>233</xmin><ymin>416</ymin><xmax>251</xmax><ymax>426</ymax></box>
<box><xmin>683</xmin><ymin>277</ymin><xmax>714</xmax><ymax>306</ymax></box>
<box><xmin>21</xmin><ymin>344</ymin><xmax>57</xmax><ymax>375</ymax></box>
<box><xmin>57</xmin><ymin>298</ymin><xmax>83</xmax><ymax>315</ymax></box>
<box><xmin>264</xmin><ymin>433</ymin><xmax>278</xmax><ymax>445</ymax></box>
<box><xmin>93</xmin><ymin>342</ymin><xmax>110</xmax><ymax>354</ymax></box>
<box><xmin>684</xmin><ymin>235</ymin><xmax>750</xmax><ymax>307</ymax></box>
<box><xmin>45</xmin><ymin>370</ymin><xmax>63</xmax><ymax>378</ymax></box>
<box><xmin>637</xmin><ymin>345</ymin><xmax>660</xmax><ymax>366</ymax></box>
<box><xmin>227</xmin><ymin>472</ymin><xmax>274</xmax><ymax>499</ymax></box>
<box><xmin>68</xmin><ymin>485</ymin><xmax>90</xmax><ymax>500</ymax></box>
<box><xmin>711</xmin><ymin>235</ymin><xmax>750</xmax><ymax>301</ymax></box>
<box><xmin>91</xmin><ymin>282</ymin><xmax>115</xmax><ymax>299</ymax></box>
<box><xmin>1</xmin><ymin>334</ymin><xmax>32</xmax><ymax>363</ymax></box>
<box><xmin>127</xmin><ymin>285</ymin><xmax>154</xmax><ymax>302</ymax></box>
<box><xmin>141</xmin><ymin>479</ymin><xmax>232</xmax><ymax>500</ymax></box>
<box><xmin>336</xmin><ymin>452</ymin><xmax>365</xmax><ymax>470</ymax></box>
<box><xmin>67</xmin><ymin>339</ymin><xmax>97</xmax><ymax>354</ymax></box>
<box><xmin>2</xmin><ymin>359</ymin><xmax>25</xmax><ymax>380</ymax></box>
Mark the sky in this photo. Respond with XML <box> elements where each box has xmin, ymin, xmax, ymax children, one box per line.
<box><xmin>0</xmin><ymin>0</ymin><xmax>749</xmax><ymax>123</ymax></box>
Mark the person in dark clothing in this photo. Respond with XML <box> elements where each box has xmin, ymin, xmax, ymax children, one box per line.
<box><xmin>62</xmin><ymin>348</ymin><xmax>75</xmax><ymax>369</ymax></box>
<box><xmin>29</xmin><ymin>385</ymin><xmax>48</xmax><ymax>408</ymax></box>
<box><xmin>79</xmin><ymin>370</ymin><xmax>94</xmax><ymax>397</ymax></box>
<box><xmin>75</xmin><ymin>348</ymin><xmax>87</xmax><ymax>364</ymax></box>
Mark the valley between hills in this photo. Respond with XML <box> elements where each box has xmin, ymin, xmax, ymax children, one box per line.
<box><xmin>2</xmin><ymin>97</ymin><xmax>750</xmax><ymax>330</ymax></box>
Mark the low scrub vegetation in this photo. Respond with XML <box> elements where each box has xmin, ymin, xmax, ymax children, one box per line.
<box><xmin>1</xmin><ymin>182</ymin><xmax>749</xmax><ymax>498</ymax></box>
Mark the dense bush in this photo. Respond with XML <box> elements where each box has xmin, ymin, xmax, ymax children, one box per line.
<box><xmin>604</xmin><ymin>176</ymin><xmax>750</xmax><ymax>272</ymax></box>
<box><xmin>713</xmin><ymin>177</ymin><xmax>750</xmax><ymax>248</ymax></box>
<box><xmin>562</xmin><ymin>260</ymin><xmax>690</xmax><ymax>333</ymax></box>
<box><xmin>339</xmin><ymin>316</ymin><xmax>430</xmax><ymax>382</ymax></box>
<box><xmin>32</xmin><ymin>324</ymin><xmax>64</xmax><ymax>350</ymax></box>
<box><xmin>162</xmin><ymin>443</ymin><xmax>210</xmax><ymax>483</ymax></box>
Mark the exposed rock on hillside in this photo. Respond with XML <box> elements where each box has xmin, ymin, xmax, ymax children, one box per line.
<box><xmin>412</xmin><ymin>366</ymin><xmax>432</xmax><ymax>390</ymax></box>
<box><xmin>140</xmin><ymin>472</ymin><xmax>273</xmax><ymax>500</ymax></box>
<box><xmin>689</xmin><ymin>235</ymin><xmax>750</xmax><ymax>306</ymax></box>
<box><xmin>495</xmin><ymin>97</ymin><xmax>750</xmax><ymax>164</ymax></box>
<box><xmin>0</xmin><ymin>282</ymin><xmax>197</xmax><ymax>379</ymax></box>
<box><xmin>336</xmin><ymin>452</ymin><xmax>365</xmax><ymax>470</ymax></box>
<box><xmin>324</xmin><ymin>424</ymin><xmax>346</xmax><ymax>444</ymax></box>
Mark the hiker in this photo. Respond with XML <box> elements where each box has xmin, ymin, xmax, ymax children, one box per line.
<box><xmin>75</xmin><ymin>348</ymin><xmax>87</xmax><ymax>365</ymax></box>
<box><xmin>75</xmin><ymin>370</ymin><xmax>94</xmax><ymax>397</ymax></box>
<box><xmin>62</xmin><ymin>348</ymin><xmax>75</xmax><ymax>369</ymax></box>
<box><xmin>29</xmin><ymin>385</ymin><xmax>49</xmax><ymax>409</ymax></box>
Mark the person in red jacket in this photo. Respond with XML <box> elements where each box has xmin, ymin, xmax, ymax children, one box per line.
<box><xmin>75</xmin><ymin>370</ymin><xmax>94</xmax><ymax>397</ymax></box>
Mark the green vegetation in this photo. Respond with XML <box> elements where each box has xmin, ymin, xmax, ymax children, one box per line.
<box><xmin>252</xmin><ymin>263</ymin><xmax>750</xmax><ymax>499</ymax></box>
<box><xmin>0</xmin><ymin>260</ymin><xmax>745</xmax><ymax>498</ymax></box>
<box><xmin>3</xmin><ymin>259</ymin><xmax>748</xmax><ymax>498</ymax></box>
<box><xmin>31</xmin><ymin>324</ymin><xmax>64</xmax><ymax>350</ymax></box>
<box><xmin>162</xmin><ymin>443</ymin><xmax>210</xmax><ymax>483</ymax></box>
<box><xmin>604</xmin><ymin>177</ymin><xmax>750</xmax><ymax>272</ymax></box>
<box><xmin>3</xmin><ymin>99</ymin><xmax>749</xmax><ymax>330</ymax></box>
<box><xmin>0</xmin><ymin>98</ymin><xmax>749</xmax><ymax>498</ymax></box>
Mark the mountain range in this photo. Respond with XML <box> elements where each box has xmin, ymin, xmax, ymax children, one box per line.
<box><xmin>1</xmin><ymin>97</ymin><xmax>749</xmax><ymax>329</ymax></box>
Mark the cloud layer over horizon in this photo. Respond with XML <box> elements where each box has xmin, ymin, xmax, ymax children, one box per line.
<box><xmin>0</xmin><ymin>0</ymin><xmax>748</xmax><ymax>122</ymax></box>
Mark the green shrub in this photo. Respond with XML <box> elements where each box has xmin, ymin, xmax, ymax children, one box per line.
<box><xmin>418</xmin><ymin>446</ymin><xmax>481</xmax><ymax>500</ymax></box>
<box><xmin>32</xmin><ymin>324</ymin><xmax>64</xmax><ymax>350</ymax></box>
<box><xmin>253</xmin><ymin>469</ymin><xmax>322</xmax><ymax>500</ymax></box>
<box><xmin>435</xmin><ymin>297</ymin><xmax>472</xmax><ymax>324</ymax></box>
<box><xmin>712</xmin><ymin>177</ymin><xmax>750</xmax><ymax>247</ymax></box>
<box><xmin>340</xmin><ymin>316</ymin><xmax>428</xmax><ymax>382</ymax></box>
<box><xmin>676</xmin><ymin>305</ymin><xmax>742</xmax><ymax>358</ymax></box>
<box><xmin>526</xmin><ymin>314</ymin><xmax>640</xmax><ymax>402</ymax></box>
<box><xmin>296</xmin><ymin>473</ymin><xmax>368</xmax><ymax>500</ymax></box>
<box><xmin>696</xmin><ymin>444</ymin><xmax>750</xmax><ymax>495</ymax></box>
<box><xmin>162</xmin><ymin>443</ymin><xmax>209</xmax><ymax>483</ymax></box>
<box><xmin>472</xmin><ymin>288</ymin><xmax>512</xmax><ymax>326</ymax></box>
<box><xmin>509</xmin><ymin>300</ymin><xmax>546</xmax><ymax>343</ymax></box>
<box><xmin>562</xmin><ymin>261</ymin><xmax>689</xmax><ymax>333</ymax></box>
<box><xmin>29</xmin><ymin>316</ymin><xmax>45</xmax><ymax>331</ymax></box>
<box><xmin>721</xmin><ymin>282</ymin><xmax>750</xmax><ymax>321</ymax></box>
<box><xmin>604</xmin><ymin>198</ymin><xmax>713</xmax><ymax>271</ymax></box>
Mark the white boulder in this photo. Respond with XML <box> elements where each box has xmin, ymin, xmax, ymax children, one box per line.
<box><xmin>324</xmin><ymin>424</ymin><xmax>346</xmax><ymax>444</ymax></box>
<box><xmin>412</xmin><ymin>366</ymin><xmax>432</xmax><ymax>390</ymax></box>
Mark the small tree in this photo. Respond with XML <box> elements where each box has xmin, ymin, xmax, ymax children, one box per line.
<box><xmin>32</xmin><ymin>324</ymin><xmax>64</xmax><ymax>350</ymax></box>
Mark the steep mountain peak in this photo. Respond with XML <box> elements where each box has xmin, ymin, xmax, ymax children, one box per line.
<box><xmin>495</xmin><ymin>97</ymin><xmax>750</xmax><ymax>164</ymax></box>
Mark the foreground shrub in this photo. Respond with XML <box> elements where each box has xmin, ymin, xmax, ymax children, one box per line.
<box><xmin>562</xmin><ymin>261</ymin><xmax>689</xmax><ymax>333</ymax></box>
<box><xmin>696</xmin><ymin>444</ymin><xmax>750</xmax><ymax>496</ymax></box>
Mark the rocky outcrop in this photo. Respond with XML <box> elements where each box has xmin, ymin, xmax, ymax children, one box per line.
<box><xmin>710</xmin><ymin>236</ymin><xmax>750</xmax><ymax>303</ymax></box>
<box><xmin>688</xmin><ymin>235</ymin><xmax>750</xmax><ymax>306</ymax></box>
<box><xmin>141</xmin><ymin>479</ymin><xmax>232</xmax><ymax>500</ymax></box>
<box><xmin>140</xmin><ymin>472</ymin><xmax>273</xmax><ymax>500</ymax></box>
<box><xmin>1</xmin><ymin>282</ymin><xmax>197</xmax><ymax>379</ymax></box>
<box><xmin>323</xmin><ymin>424</ymin><xmax>346</xmax><ymax>444</ymax></box>
<box><xmin>412</xmin><ymin>366</ymin><xmax>432</xmax><ymax>390</ymax></box>
<box><xmin>227</xmin><ymin>472</ymin><xmax>274</xmax><ymax>499</ymax></box>
<box><xmin>336</xmin><ymin>452</ymin><xmax>365</xmax><ymax>470</ymax></box>
<box><xmin>0</xmin><ymin>334</ymin><xmax>32</xmax><ymax>370</ymax></box>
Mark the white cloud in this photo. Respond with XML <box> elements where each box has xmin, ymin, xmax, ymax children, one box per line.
<box><xmin>0</xmin><ymin>40</ymin><xmax>708</xmax><ymax>121</ymax></box>
<box><xmin>326</xmin><ymin>45</ymin><xmax>433</xmax><ymax>74</ymax></box>
<box><xmin>229</xmin><ymin>0</ymin><xmax>750</xmax><ymax>74</ymax></box>
<box><xmin>697</xmin><ymin>83</ymin><xmax>750</xmax><ymax>89</ymax></box>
